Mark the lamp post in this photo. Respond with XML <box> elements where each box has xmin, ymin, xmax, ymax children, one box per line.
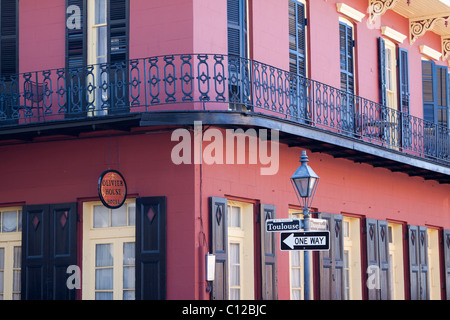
<box><xmin>290</xmin><ymin>150</ymin><xmax>319</xmax><ymax>300</ymax></box>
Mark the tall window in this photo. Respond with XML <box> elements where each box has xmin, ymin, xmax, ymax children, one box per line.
<box><xmin>82</xmin><ymin>200</ymin><xmax>136</xmax><ymax>300</ymax></box>
<box><xmin>427</xmin><ymin>228</ymin><xmax>441</xmax><ymax>300</ymax></box>
<box><xmin>227</xmin><ymin>201</ymin><xmax>254</xmax><ymax>300</ymax></box>
<box><xmin>422</xmin><ymin>60</ymin><xmax>449</xmax><ymax>128</ymax></box>
<box><xmin>342</xmin><ymin>216</ymin><xmax>361</xmax><ymax>300</ymax></box>
<box><xmin>0</xmin><ymin>207</ymin><xmax>21</xmax><ymax>300</ymax></box>
<box><xmin>88</xmin><ymin>0</ymin><xmax>108</xmax><ymax>115</ymax></box>
<box><xmin>288</xmin><ymin>209</ymin><xmax>313</xmax><ymax>300</ymax></box>
<box><xmin>387</xmin><ymin>222</ymin><xmax>405</xmax><ymax>300</ymax></box>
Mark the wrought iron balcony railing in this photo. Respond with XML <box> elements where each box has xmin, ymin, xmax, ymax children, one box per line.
<box><xmin>0</xmin><ymin>53</ymin><xmax>448</xmax><ymax>165</ymax></box>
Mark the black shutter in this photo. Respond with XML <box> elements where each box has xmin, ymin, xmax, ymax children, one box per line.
<box><xmin>319</xmin><ymin>212</ymin><xmax>344</xmax><ymax>300</ymax></box>
<box><xmin>408</xmin><ymin>225</ymin><xmax>429</xmax><ymax>300</ymax></box>
<box><xmin>443</xmin><ymin>229</ymin><xmax>450</xmax><ymax>300</ymax></box>
<box><xmin>260</xmin><ymin>204</ymin><xmax>277</xmax><ymax>300</ymax></box>
<box><xmin>0</xmin><ymin>0</ymin><xmax>17</xmax><ymax>78</ymax></box>
<box><xmin>22</xmin><ymin>204</ymin><xmax>48</xmax><ymax>300</ymax></box>
<box><xmin>22</xmin><ymin>203</ymin><xmax>78</xmax><ymax>300</ymax></box>
<box><xmin>366</xmin><ymin>218</ymin><xmax>390</xmax><ymax>300</ymax></box>
<box><xmin>108</xmin><ymin>0</ymin><xmax>129</xmax><ymax>113</ymax></box>
<box><xmin>135</xmin><ymin>196</ymin><xmax>167</xmax><ymax>300</ymax></box>
<box><xmin>209</xmin><ymin>197</ymin><xmax>228</xmax><ymax>300</ymax></box>
<box><xmin>377</xmin><ymin>37</ymin><xmax>387</xmax><ymax>107</ymax></box>
<box><xmin>65</xmin><ymin>0</ymin><xmax>87</xmax><ymax>116</ymax></box>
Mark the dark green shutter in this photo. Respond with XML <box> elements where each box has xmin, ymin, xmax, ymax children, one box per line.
<box><xmin>210</xmin><ymin>197</ymin><xmax>228</xmax><ymax>300</ymax></box>
<box><xmin>260</xmin><ymin>204</ymin><xmax>277</xmax><ymax>300</ymax></box>
<box><xmin>436</xmin><ymin>65</ymin><xmax>449</xmax><ymax>128</ymax></box>
<box><xmin>339</xmin><ymin>22</ymin><xmax>354</xmax><ymax>94</ymax></box>
<box><xmin>135</xmin><ymin>196</ymin><xmax>167</xmax><ymax>300</ymax></box>
<box><xmin>408</xmin><ymin>225</ymin><xmax>429</xmax><ymax>300</ymax></box>
<box><xmin>366</xmin><ymin>218</ymin><xmax>390</xmax><ymax>300</ymax></box>
<box><xmin>22</xmin><ymin>203</ymin><xmax>78</xmax><ymax>300</ymax></box>
<box><xmin>377</xmin><ymin>37</ymin><xmax>387</xmax><ymax>107</ymax></box>
<box><xmin>443</xmin><ymin>229</ymin><xmax>450</xmax><ymax>300</ymax></box>
<box><xmin>319</xmin><ymin>212</ymin><xmax>344</xmax><ymax>300</ymax></box>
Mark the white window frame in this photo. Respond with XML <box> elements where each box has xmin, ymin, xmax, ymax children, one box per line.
<box><xmin>82</xmin><ymin>200</ymin><xmax>136</xmax><ymax>300</ymax></box>
<box><xmin>0</xmin><ymin>207</ymin><xmax>22</xmax><ymax>300</ymax></box>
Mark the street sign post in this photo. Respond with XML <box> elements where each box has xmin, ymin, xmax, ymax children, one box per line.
<box><xmin>280</xmin><ymin>231</ymin><xmax>330</xmax><ymax>251</ymax></box>
<box><xmin>266</xmin><ymin>218</ymin><xmax>301</xmax><ymax>232</ymax></box>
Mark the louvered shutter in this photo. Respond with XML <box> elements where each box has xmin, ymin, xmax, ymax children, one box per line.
<box><xmin>210</xmin><ymin>197</ymin><xmax>228</xmax><ymax>300</ymax></box>
<box><xmin>319</xmin><ymin>212</ymin><xmax>344</xmax><ymax>300</ymax></box>
<box><xmin>398</xmin><ymin>48</ymin><xmax>411</xmax><ymax>148</ymax></box>
<box><xmin>0</xmin><ymin>0</ymin><xmax>17</xmax><ymax>78</ymax></box>
<box><xmin>135</xmin><ymin>196</ymin><xmax>167</xmax><ymax>300</ymax></box>
<box><xmin>443</xmin><ymin>229</ymin><xmax>450</xmax><ymax>300</ymax></box>
<box><xmin>227</xmin><ymin>0</ymin><xmax>246</xmax><ymax>58</ymax></box>
<box><xmin>366</xmin><ymin>219</ymin><xmax>390</xmax><ymax>300</ymax></box>
<box><xmin>289</xmin><ymin>1</ymin><xmax>306</xmax><ymax>77</ymax></box>
<box><xmin>436</xmin><ymin>66</ymin><xmax>449</xmax><ymax>128</ymax></box>
<box><xmin>408</xmin><ymin>225</ymin><xmax>429</xmax><ymax>300</ymax></box>
<box><xmin>108</xmin><ymin>0</ymin><xmax>129</xmax><ymax>112</ymax></box>
<box><xmin>398</xmin><ymin>48</ymin><xmax>410</xmax><ymax>114</ymax></box>
<box><xmin>377</xmin><ymin>37</ymin><xmax>387</xmax><ymax>107</ymax></box>
<box><xmin>422</xmin><ymin>61</ymin><xmax>437</xmax><ymax>123</ymax></box>
<box><xmin>22</xmin><ymin>203</ymin><xmax>78</xmax><ymax>300</ymax></box>
<box><xmin>65</xmin><ymin>0</ymin><xmax>87</xmax><ymax>116</ymax></box>
<box><xmin>260</xmin><ymin>204</ymin><xmax>277</xmax><ymax>300</ymax></box>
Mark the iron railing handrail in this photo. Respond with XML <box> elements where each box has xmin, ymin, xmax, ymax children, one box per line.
<box><xmin>0</xmin><ymin>53</ymin><xmax>448</xmax><ymax>165</ymax></box>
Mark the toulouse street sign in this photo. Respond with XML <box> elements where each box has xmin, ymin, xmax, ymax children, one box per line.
<box><xmin>280</xmin><ymin>231</ymin><xmax>330</xmax><ymax>251</ymax></box>
<box><xmin>266</xmin><ymin>219</ymin><xmax>301</xmax><ymax>232</ymax></box>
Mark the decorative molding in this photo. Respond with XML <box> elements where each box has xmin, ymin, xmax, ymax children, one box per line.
<box><xmin>442</xmin><ymin>37</ymin><xmax>450</xmax><ymax>60</ymax></box>
<box><xmin>381</xmin><ymin>26</ymin><xmax>407</xmax><ymax>43</ymax></box>
<box><xmin>368</xmin><ymin>0</ymin><xmax>400</xmax><ymax>24</ymax></box>
<box><xmin>420</xmin><ymin>45</ymin><xmax>442</xmax><ymax>60</ymax></box>
<box><xmin>336</xmin><ymin>3</ymin><xmax>366</xmax><ymax>22</ymax></box>
<box><xmin>410</xmin><ymin>14</ymin><xmax>450</xmax><ymax>44</ymax></box>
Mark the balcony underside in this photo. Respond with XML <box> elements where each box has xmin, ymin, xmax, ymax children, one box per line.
<box><xmin>1</xmin><ymin>110</ymin><xmax>449</xmax><ymax>184</ymax></box>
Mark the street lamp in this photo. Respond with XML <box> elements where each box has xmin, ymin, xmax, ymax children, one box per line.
<box><xmin>290</xmin><ymin>150</ymin><xmax>319</xmax><ymax>300</ymax></box>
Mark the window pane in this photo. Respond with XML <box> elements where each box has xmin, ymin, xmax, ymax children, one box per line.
<box><xmin>96</xmin><ymin>292</ymin><xmax>113</xmax><ymax>300</ymax></box>
<box><xmin>95</xmin><ymin>268</ymin><xmax>113</xmax><ymax>290</ymax></box>
<box><xmin>231</xmin><ymin>207</ymin><xmax>241</xmax><ymax>228</ymax></box>
<box><xmin>94</xmin><ymin>205</ymin><xmax>109</xmax><ymax>228</ymax></box>
<box><xmin>95</xmin><ymin>0</ymin><xmax>106</xmax><ymax>25</ymax></box>
<box><xmin>0</xmin><ymin>271</ymin><xmax>3</xmax><ymax>295</ymax></box>
<box><xmin>13</xmin><ymin>246</ymin><xmax>21</xmax><ymax>268</ymax></box>
<box><xmin>123</xmin><ymin>291</ymin><xmax>135</xmax><ymax>300</ymax></box>
<box><xmin>96</xmin><ymin>26</ymin><xmax>107</xmax><ymax>58</ymax></box>
<box><xmin>123</xmin><ymin>242</ymin><xmax>135</xmax><ymax>265</ymax></box>
<box><xmin>0</xmin><ymin>248</ymin><xmax>4</xmax><ymax>269</ymax></box>
<box><xmin>111</xmin><ymin>205</ymin><xmax>127</xmax><ymax>227</ymax></box>
<box><xmin>2</xmin><ymin>211</ymin><xmax>17</xmax><ymax>232</ymax></box>
<box><xmin>96</xmin><ymin>244</ymin><xmax>113</xmax><ymax>267</ymax></box>
<box><xmin>128</xmin><ymin>203</ymin><xmax>135</xmax><ymax>226</ymax></box>
<box><xmin>123</xmin><ymin>267</ymin><xmax>135</xmax><ymax>290</ymax></box>
<box><xmin>18</xmin><ymin>210</ymin><xmax>22</xmax><ymax>231</ymax></box>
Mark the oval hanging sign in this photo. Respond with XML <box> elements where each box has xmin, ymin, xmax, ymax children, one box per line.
<box><xmin>98</xmin><ymin>170</ymin><xmax>127</xmax><ymax>209</ymax></box>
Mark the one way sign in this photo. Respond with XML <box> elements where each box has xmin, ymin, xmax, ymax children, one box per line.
<box><xmin>280</xmin><ymin>231</ymin><xmax>330</xmax><ymax>251</ymax></box>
